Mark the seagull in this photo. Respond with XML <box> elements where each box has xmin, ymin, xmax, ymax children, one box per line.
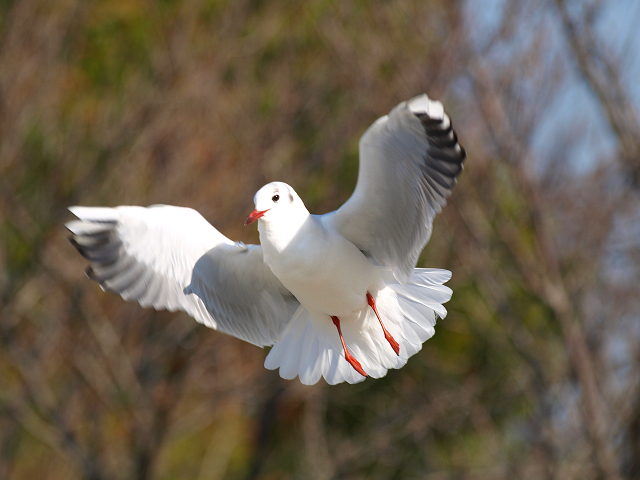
<box><xmin>66</xmin><ymin>94</ymin><xmax>465</xmax><ymax>385</ymax></box>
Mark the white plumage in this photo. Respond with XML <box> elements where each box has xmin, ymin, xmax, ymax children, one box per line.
<box><xmin>67</xmin><ymin>94</ymin><xmax>465</xmax><ymax>385</ymax></box>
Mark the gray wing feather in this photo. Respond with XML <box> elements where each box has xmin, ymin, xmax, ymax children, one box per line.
<box><xmin>67</xmin><ymin>205</ymin><xmax>297</xmax><ymax>347</ymax></box>
<box><xmin>325</xmin><ymin>95</ymin><xmax>465</xmax><ymax>283</ymax></box>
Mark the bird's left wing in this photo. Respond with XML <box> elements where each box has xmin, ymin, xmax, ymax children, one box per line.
<box><xmin>325</xmin><ymin>95</ymin><xmax>465</xmax><ymax>283</ymax></box>
<box><xmin>66</xmin><ymin>205</ymin><xmax>297</xmax><ymax>347</ymax></box>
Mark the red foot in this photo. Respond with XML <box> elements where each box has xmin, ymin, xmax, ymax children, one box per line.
<box><xmin>367</xmin><ymin>292</ymin><xmax>400</xmax><ymax>355</ymax></box>
<box><xmin>331</xmin><ymin>316</ymin><xmax>367</xmax><ymax>377</ymax></box>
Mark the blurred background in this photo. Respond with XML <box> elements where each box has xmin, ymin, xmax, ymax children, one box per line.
<box><xmin>1</xmin><ymin>0</ymin><xmax>639</xmax><ymax>478</ymax></box>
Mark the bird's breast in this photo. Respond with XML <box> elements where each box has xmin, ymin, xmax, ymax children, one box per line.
<box><xmin>263</xmin><ymin>226</ymin><xmax>382</xmax><ymax>318</ymax></box>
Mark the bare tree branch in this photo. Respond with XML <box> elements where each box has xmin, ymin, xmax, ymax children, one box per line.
<box><xmin>470</xmin><ymin>59</ymin><xmax>621</xmax><ymax>480</ymax></box>
<box><xmin>555</xmin><ymin>0</ymin><xmax>640</xmax><ymax>187</ymax></box>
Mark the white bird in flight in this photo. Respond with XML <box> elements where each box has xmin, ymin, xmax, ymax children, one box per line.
<box><xmin>66</xmin><ymin>94</ymin><xmax>465</xmax><ymax>385</ymax></box>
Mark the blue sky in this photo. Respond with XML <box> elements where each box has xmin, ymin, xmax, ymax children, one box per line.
<box><xmin>466</xmin><ymin>0</ymin><xmax>640</xmax><ymax>173</ymax></box>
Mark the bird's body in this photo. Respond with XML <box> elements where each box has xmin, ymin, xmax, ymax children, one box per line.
<box><xmin>260</xmin><ymin>210</ymin><xmax>381</xmax><ymax>320</ymax></box>
<box><xmin>67</xmin><ymin>94</ymin><xmax>466</xmax><ymax>385</ymax></box>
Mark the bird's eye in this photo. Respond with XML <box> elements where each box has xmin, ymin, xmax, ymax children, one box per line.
<box><xmin>272</xmin><ymin>194</ymin><xmax>280</xmax><ymax>202</ymax></box>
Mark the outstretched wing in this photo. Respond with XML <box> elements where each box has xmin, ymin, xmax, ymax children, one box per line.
<box><xmin>66</xmin><ymin>205</ymin><xmax>297</xmax><ymax>347</ymax></box>
<box><xmin>325</xmin><ymin>94</ymin><xmax>465</xmax><ymax>283</ymax></box>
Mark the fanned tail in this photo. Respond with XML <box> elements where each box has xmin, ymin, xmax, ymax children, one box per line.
<box><xmin>264</xmin><ymin>268</ymin><xmax>452</xmax><ymax>385</ymax></box>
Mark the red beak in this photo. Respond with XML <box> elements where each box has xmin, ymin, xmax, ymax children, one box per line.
<box><xmin>244</xmin><ymin>209</ymin><xmax>269</xmax><ymax>226</ymax></box>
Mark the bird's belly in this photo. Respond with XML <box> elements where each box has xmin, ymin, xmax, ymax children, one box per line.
<box><xmin>269</xmin><ymin>241</ymin><xmax>381</xmax><ymax>318</ymax></box>
<box><xmin>283</xmin><ymin>272</ymin><xmax>366</xmax><ymax>318</ymax></box>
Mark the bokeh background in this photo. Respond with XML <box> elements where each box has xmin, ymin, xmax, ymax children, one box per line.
<box><xmin>1</xmin><ymin>0</ymin><xmax>639</xmax><ymax>479</ymax></box>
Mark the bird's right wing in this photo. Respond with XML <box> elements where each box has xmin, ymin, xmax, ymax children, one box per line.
<box><xmin>66</xmin><ymin>205</ymin><xmax>297</xmax><ymax>347</ymax></box>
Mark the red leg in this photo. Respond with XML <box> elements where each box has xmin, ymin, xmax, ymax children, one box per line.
<box><xmin>367</xmin><ymin>292</ymin><xmax>400</xmax><ymax>355</ymax></box>
<box><xmin>331</xmin><ymin>316</ymin><xmax>367</xmax><ymax>377</ymax></box>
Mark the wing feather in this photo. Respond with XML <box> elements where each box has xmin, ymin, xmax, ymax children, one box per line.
<box><xmin>67</xmin><ymin>205</ymin><xmax>297</xmax><ymax>346</ymax></box>
<box><xmin>325</xmin><ymin>94</ymin><xmax>465</xmax><ymax>283</ymax></box>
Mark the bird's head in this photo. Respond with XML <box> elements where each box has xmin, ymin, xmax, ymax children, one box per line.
<box><xmin>244</xmin><ymin>182</ymin><xmax>306</xmax><ymax>226</ymax></box>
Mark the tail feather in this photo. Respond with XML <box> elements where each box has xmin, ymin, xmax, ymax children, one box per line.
<box><xmin>264</xmin><ymin>267</ymin><xmax>452</xmax><ymax>385</ymax></box>
<box><xmin>279</xmin><ymin>319</ymin><xmax>312</xmax><ymax>380</ymax></box>
<box><xmin>322</xmin><ymin>345</ymin><xmax>363</xmax><ymax>385</ymax></box>
<box><xmin>397</xmin><ymin>300</ymin><xmax>436</xmax><ymax>342</ymax></box>
<box><xmin>263</xmin><ymin>316</ymin><xmax>302</xmax><ymax>376</ymax></box>
<box><xmin>409</xmin><ymin>268</ymin><xmax>452</xmax><ymax>286</ymax></box>
<box><xmin>298</xmin><ymin>335</ymin><xmax>322</xmax><ymax>385</ymax></box>
<box><xmin>394</xmin><ymin>286</ymin><xmax>448</xmax><ymax>318</ymax></box>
